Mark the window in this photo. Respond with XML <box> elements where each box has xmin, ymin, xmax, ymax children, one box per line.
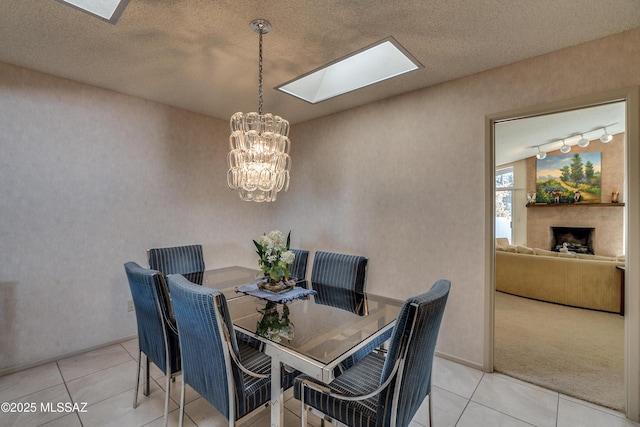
<box><xmin>495</xmin><ymin>167</ymin><xmax>514</xmax><ymax>243</ymax></box>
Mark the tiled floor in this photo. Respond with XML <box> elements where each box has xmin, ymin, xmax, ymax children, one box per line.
<box><xmin>1</xmin><ymin>338</ymin><xmax>638</xmax><ymax>427</ymax></box>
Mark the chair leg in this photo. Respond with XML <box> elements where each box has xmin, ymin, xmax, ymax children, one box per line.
<box><xmin>133</xmin><ymin>350</ymin><xmax>141</xmax><ymax>409</ymax></box>
<box><xmin>428</xmin><ymin>393</ymin><xmax>433</xmax><ymax>427</ymax></box>
<box><xmin>178</xmin><ymin>377</ymin><xmax>186</xmax><ymax>427</ymax></box>
<box><xmin>144</xmin><ymin>354</ymin><xmax>150</xmax><ymax>396</ymax></box>
<box><xmin>163</xmin><ymin>372</ymin><xmax>171</xmax><ymax>427</ymax></box>
<box><xmin>300</xmin><ymin>385</ymin><xmax>307</xmax><ymax>427</ymax></box>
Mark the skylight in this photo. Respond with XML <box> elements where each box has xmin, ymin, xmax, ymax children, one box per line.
<box><xmin>59</xmin><ymin>0</ymin><xmax>129</xmax><ymax>23</ymax></box>
<box><xmin>276</xmin><ymin>37</ymin><xmax>422</xmax><ymax>104</ymax></box>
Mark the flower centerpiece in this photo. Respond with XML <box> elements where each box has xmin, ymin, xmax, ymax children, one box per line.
<box><xmin>255</xmin><ymin>301</ymin><xmax>294</xmax><ymax>342</ymax></box>
<box><xmin>253</xmin><ymin>230</ymin><xmax>296</xmax><ymax>292</ymax></box>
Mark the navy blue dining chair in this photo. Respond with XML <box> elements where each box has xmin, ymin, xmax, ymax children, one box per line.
<box><xmin>290</xmin><ymin>248</ymin><xmax>309</xmax><ymax>287</ymax></box>
<box><xmin>148</xmin><ymin>244</ymin><xmax>205</xmax><ymax>285</ymax></box>
<box><xmin>167</xmin><ymin>274</ymin><xmax>299</xmax><ymax>426</ymax></box>
<box><xmin>124</xmin><ymin>262</ymin><xmax>180</xmax><ymax>427</ymax></box>
<box><xmin>311</xmin><ymin>251</ymin><xmax>386</xmax><ymax>370</ymax></box>
<box><xmin>310</xmin><ymin>251</ymin><xmax>367</xmax><ymax>292</ymax></box>
<box><xmin>295</xmin><ymin>279</ymin><xmax>450</xmax><ymax>427</ymax></box>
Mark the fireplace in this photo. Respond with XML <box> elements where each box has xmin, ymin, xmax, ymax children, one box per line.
<box><xmin>550</xmin><ymin>226</ymin><xmax>595</xmax><ymax>254</ymax></box>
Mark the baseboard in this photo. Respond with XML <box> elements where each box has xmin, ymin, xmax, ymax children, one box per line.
<box><xmin>435</xmin><ymin>350</ymin><xmax>484</xmax><ymax>371</ymax></box>
<box><xmin>0</xmin><ymin>334</ymin><xmax>138</xmax><ymax>377</ymax></box>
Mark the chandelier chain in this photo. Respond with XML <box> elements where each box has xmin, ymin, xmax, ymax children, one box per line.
<box><xmin>258</xmin><ymin>25</ymin><xmax>264</xmax><ymax>115</ymax></box>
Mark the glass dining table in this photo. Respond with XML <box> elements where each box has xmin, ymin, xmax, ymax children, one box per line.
<box><xmin>202</xmin><ymin>266</ymin><xmax>403</xmax><ymax>427</ymax></box>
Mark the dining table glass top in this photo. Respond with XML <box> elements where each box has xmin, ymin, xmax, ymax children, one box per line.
<box><xmin>202</xmin><ymin>266</ymin><xmax>259</xmax><ymax>293</ymax></box>
<box><xmin>200</xmin><ymin>266</ymin><xmax>403</xmax><ymax>368</ymax></box>
<box><xmin>227</xmin><ymin>287</ymin><xmax>403</xmax><ymax>366</ymax></box>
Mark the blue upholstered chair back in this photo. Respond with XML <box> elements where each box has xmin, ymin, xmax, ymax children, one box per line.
<box><xmin>310</xmin><ymin>251</ymin><xmax>367</xmax><ymax>292</ymax></box>
<box><xmin>167</xmin><ymin>274</ymin><xmax>243</xmax><ymax>420</ymax></box>
<box><xmin>289</xmin><ymin>248</ymin><xmax>309</xmax><ymax>286</ymax></box>
<box><xmin>148</xmin><ymin>244</ymin><xmax>205</xmax><ymax>285</ymax></box>
<box><xmin>124</xmin><ymin>262</ymin><xmax>180</xmax><ymax>375</ymax></box>
<box><xmin>378</xmin><ymin>279</ymin><xmax>450</xmax><ymax>427</ymax></box>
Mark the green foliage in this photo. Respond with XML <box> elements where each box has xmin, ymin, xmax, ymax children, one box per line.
<box><xmin>569</xmin><ymin>153</ymin><xmax>584</xmax><ymax>183</ymax></box>
<box><xmin>255</xmin><ymin>302</ymin><xmax>294</xmax><ymax>342</ymax></box>
<box><xmin>584</xmin><ymin>161</ymin><xmax>595</xmax><ymax>180</ymax></box>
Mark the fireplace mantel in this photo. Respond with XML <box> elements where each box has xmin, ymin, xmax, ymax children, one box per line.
<box><xmin>526</xmin><ymin>203</ymin><xmax>624</xmax><ymax>208</ymax></box>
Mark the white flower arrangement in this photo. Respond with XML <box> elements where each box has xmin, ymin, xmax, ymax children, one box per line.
<box><xmin>253</xmin><ymin>230</ymin><xmax>295</xmax><ymax>283</ymax></box>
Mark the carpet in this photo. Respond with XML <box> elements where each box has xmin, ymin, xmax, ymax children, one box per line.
<box><xmin>494</xmin><ymin>291</ymin><xmax>624</xmax><ymax>411</ymax></box>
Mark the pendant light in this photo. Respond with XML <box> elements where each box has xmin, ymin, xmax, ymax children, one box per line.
<box><xmin>227</xmin><ymin>19</ymin><xmax>291</xmax><ymax>202</ymax></box>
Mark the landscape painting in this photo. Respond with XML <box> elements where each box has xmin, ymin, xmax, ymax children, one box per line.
<box><xmin>536</xmin><ymin>152</ymin><xmax>602</xmax><ymax>204</ymax></box>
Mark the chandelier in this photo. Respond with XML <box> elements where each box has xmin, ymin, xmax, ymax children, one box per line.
<box><xmin>227</xmin><ymin>19</ymin><xmax>291</xmax><ymax>202</ymax></box>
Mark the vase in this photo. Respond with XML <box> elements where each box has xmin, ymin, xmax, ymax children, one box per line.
<box><xmin>257</xmin><ymin>277</ymin><xmax>295</xmax><ymax>293</ymax></box>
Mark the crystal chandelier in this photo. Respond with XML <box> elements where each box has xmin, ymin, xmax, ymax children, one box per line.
<box><xmin>227</xmin><ymin>19</ymin><xmax>291</xmax><ymax>202</ymax></box>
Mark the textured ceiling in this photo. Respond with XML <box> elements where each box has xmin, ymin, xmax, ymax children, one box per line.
<box><xmin>1</xmin><ymin>1</ymin><xmax>638</xmax><ymax>165</ymax></box>
<box><xmin>1</xmin><ymin>0</ymin><xmax>640</xmax><ymax>127</ymax></box>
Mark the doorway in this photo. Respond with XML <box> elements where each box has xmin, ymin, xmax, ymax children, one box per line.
<box><xmin>484</xmin><ymin>88</ymin><xmax>640</xmax><ymax>421</ymax></box>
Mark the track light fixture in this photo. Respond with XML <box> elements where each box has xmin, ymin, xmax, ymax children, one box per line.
<box><xmin>600</xmin><ymin>127</ymin><xmax>612</xmax><ymax>143</ymax></box>
<box><xmin>536</xmin><ymin>147</ymin><xmax>547</xmax><ymax>160</ymax></box>
<box><xmin>577</xmin><ymin>134</ymin><xmax>590</xmax><ymax>148</ymax></box>
<box><xmin>559</xmin><ymin>139</ymin><xmax>571</xmax><ymax>154</ymax></box>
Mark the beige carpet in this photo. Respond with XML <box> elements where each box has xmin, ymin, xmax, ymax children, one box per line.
<box><xmin>494</xmin><ymin>291</ymin><xmax>624</xmax><ymax>411</ymax></box>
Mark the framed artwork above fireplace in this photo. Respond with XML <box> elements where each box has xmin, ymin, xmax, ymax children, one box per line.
<box><xmin>536</xmin><ymin>152</ymin><xmax>602</xmax><ymax>204</ymax></box>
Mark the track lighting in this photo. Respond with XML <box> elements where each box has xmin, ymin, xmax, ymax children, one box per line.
<box><xmin>534</xmin><ymin>123</ymin><xmax>617</xmax><ymax>159</ymax></box>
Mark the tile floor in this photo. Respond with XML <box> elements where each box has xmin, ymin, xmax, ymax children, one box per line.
<box><xmin>0</xmin><ymin>338</ymin><xmax>638</xmax><ymax>427</ymax></box>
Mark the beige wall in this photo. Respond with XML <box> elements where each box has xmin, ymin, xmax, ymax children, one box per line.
<box><xmin>0</xmin><ymin>62</ymin><xmax>278</xmax><ymax>371</ymax></box>
<box><xmin>1</xmin><ymin>27</ymin><xmax>640</xmax><ymax>373</ymax></box>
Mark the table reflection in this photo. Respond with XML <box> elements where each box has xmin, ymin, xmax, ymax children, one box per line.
<box><xmin>311</xmin><ymin>283</ymin><xmax>368</xmax><ymax>316</ymax></box>
<box><xmin>255</xmin><ymin>301</ymin><xmax>294</xmax><ymax>342</ymax></box>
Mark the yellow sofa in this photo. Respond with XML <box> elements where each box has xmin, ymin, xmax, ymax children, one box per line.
<box><xmin>495</xmin><ymin>247</ymin><xmax>624</xmax><ymax>314</ymax></box>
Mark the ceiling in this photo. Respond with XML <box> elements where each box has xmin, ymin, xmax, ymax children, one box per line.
<box><xmin>495</xmin><ymin>101</ymin><xmax>626</xmax><ymax>166</ymax></box>
<box><xmin>2</xmin><ymin>3</ymin><xmax>634</xmax><ymax>375</ymax></box>
<box><xmin>1</xmin><ymin>1</ymin><xmax>639</xmax><ymax>130</ymax></box>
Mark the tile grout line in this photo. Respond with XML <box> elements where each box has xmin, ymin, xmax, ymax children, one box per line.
<box><xmin>56</xmin><ymin>361</ymin><xmax>85</xmax><ymax>427</ymax></box>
